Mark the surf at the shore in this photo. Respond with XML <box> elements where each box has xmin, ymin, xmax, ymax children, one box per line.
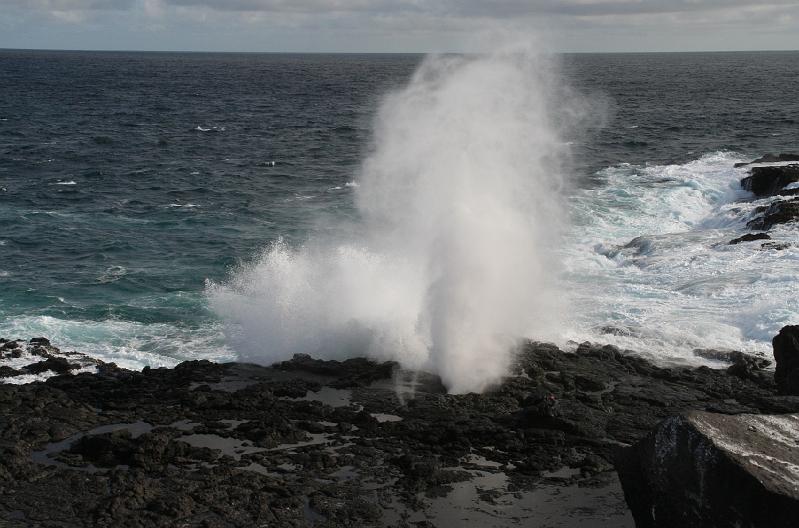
<box><xmin>2</xmin><ymin>50</ymin><xmax>798</xmax><ymax>386</ymax></box>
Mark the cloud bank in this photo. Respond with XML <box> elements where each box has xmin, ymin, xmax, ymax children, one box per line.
<box><xmin>0</xmin><ymin>1</ymin><xmax>797</xmax><ymax>55</ymax></box>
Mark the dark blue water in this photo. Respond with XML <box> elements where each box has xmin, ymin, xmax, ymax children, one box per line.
<box><xmin>1</xmin><ymin>50</ymin><xmax>798</xmax><ymax>368</ymax></box>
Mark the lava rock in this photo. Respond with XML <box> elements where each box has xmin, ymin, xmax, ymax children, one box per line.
<box><xmin>746</xmin><ymin>198</ymin><xmax>799</xmax><ymax>230</ymax></box>
<box><xmin>774</xmin><ymin>325</ymin><xmax>799</xmax><ymax>395</ymax></box>
<box><xmin>23</xmin><ymin>357</ymin><xmax>78</xmax><ymax>375</ymax></box>
<box><xmin>0</xmin><ymin>366</ymin><xmax>23</xmax><ymax>377</ymax></box>
<box><xmin>728</xmin><ymin>232</ymin><xmax>770</xmax><ymax>245</ymax></box>
<box><xmin>615</xmin><ymin>411</ymin><xmax>799</xmax><ymax>528</ymax></box>
<box><xmin>741</xmin><ymin>165</ymin><xmax>799</xmax><ymax>197</ymax></box>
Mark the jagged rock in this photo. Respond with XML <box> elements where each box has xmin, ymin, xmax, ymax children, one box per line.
<box><xmin>774</xmin><ymin>325</ymin><xmax>799</xmax><ymax>395</ymax></box>
<box><xmin>741</xmin><ymin>165</ymin><xmax>799</xmax><ymax>196</ymax></box>
<box><xmin>615</xmin><ymin>411</ymin><xmax>799</xmax><ymax>528</ymax></box>
<box><xmin>734</xmin><ymin>153</ymin><xmax>799</xmax><ymax>168</ymax></box>
<box><xmin>0</xmin><ymin>366</ymin><xmax>23</xmax><ymax>377</ymax></box>
<box><xmin>23</xmin><ymin>357</ymin><xmax>78</xmax><ymax>375</ymax></box>
<box><xmin>747</xmin><ymin>198</ymin><xmax>799</xmax><ymax>230</ymax></box>
<box><xmin>762</xmin><ymin>242</ymin><xmax>793</xmax><ymax>251</ymax></box>
<box><xmin>729</xmin><ymin>232</ymin><xmax>770</xmax><ymax>245</ymax></box>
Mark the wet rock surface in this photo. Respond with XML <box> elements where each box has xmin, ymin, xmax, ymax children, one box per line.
<box><xmin>736</xmin><ymin>156</ymin><xmax>799</xmax><ymax>241</ymax></box>
<box><xmin>728</xmin><ymin>232</ymin><xmax>771</xmax><ymax>245</ymax></box>
<box><xmin>774</xmin><ymin>325</ymin><xmax>799</xmax><ymax>395</ymax></box>
<box><xmin>1</xmin><ymin>338</ymin><xmax>794</xmax><ymax>527</ymax></box>
<box><xmin>616</xmin><ymin>411</ymin><xmax>799</xmax><ymax>528</ymax></box>
<box><xmin>747</xmin><ymin>197</ymin><xmax>799</xmax><ymax>230</ymax></box>
<box><xmin>741</xmin><ymin>164</ymin><xmax>799</xmax><ymax>197</ymax></box>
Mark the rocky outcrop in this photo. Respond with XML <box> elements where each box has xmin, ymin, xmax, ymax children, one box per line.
<box><xmin>741</xmin><ymin>165</ymin><xmax>799</xmax><ymax>197</ymax></box>
<box><xmin>0</xmin><ymin>336</ymin><xmax>793</xmax><ymax>527</ymax></box>
<box><xmin>729</xmin><ymin>232</ymin><xmax>770</xmax><ymax>245</ymax></box>
<box><xmin>746</xmin><ymin>197</ymin><xmax>799</xmax><ymax>230</ymax></box>
<box><xmin>774</xmin><ymin>325</ymin><xmax>799</xmax><ymax>395</ymax></box>
<box><xmin>615</xmin><ymin>411</ymin><xmax>799</xmax><ymax>528</ymax></box>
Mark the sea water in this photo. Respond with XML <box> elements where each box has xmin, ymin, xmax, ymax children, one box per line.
<box><xmin>1</xmin><ymin>49</ymin><xmax>797</xmax><ymax>388</ymax></box>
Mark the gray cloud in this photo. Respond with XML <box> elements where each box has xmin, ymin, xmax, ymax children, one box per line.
<box><xmin>158</xmin><ymin>0</ymin><xmax>799</xmax><ymax>18</ymax></box>
<box><xmin>3</xmin><ymin>0</ymin><xmax>134</xmax><ymax>10</ymax></box>
<box><xmin>6</xmin><ymin>0</ymin><xmax>799</xmax><ymax>17</ymax></box>
<box><xmin>1</xmin><ymin>0</ymin><xmax>797</xmax><ymax>52</ymax></box>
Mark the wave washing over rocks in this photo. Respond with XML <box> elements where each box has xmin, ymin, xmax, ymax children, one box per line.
<box><xmin>563</xmin><ymin>152</ymin><xmax>799</xmax><ymax>362</ymax></box>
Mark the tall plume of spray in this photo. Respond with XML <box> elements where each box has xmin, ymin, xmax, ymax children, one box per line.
<box><xmin>208</xmin><ymin>39</ymin><xmax>578</xmax><ymax>393</ymax></box>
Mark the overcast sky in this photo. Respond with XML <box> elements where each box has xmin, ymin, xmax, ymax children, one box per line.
<box><xmin>1</xmin><ymin>0</ymin><xmax>798</xmax><ymax>53</ymax></box>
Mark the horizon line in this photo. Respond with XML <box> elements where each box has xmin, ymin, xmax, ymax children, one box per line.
<box><xmin>2</xmin><ymin>46</ymin><xmax>799</xmax><ymax>55</ymax></box>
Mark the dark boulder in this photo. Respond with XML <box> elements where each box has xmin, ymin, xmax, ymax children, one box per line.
<box><xmin>615</xmin><ymin>411</ymin><xmax>799</xmax><ymax>528</ymax></box>
<box><xmin>726</xmin><ymin>352</ymin><xmax>770</xmax><ymax>382</ymax></box>
<box><xmin>734</xmin><ymin>153</ymin><xmax>799</xmax><ymax>168</ymax></box>
<box><xmin>774</xmin><ymin>325</ymin><xmax>799</xmax><ymax>395</ymax></box>
<box><xmin>728</xmin><ymin>232</ymin><xmax>770</xmax><ymax>245</ymax></box>
<box><xmin>29</xmin><ymin>337</ymin><xmax>51</xmax><ymax>347</ymax></box>
<box><xmin>0</xmin><ymin>366</ymin><xmax>23</xmax><ymax>378</ymax></box>
<box><xmin>22</xmin><ymin>357</ymin><xmax>78</xmax><ymax>375</ymax></box>
<box><xmin>746</xmin><ymin>198</ymin><xmax>799</xmax><ymax>230</ymax></box>
<box><xmin>761</xmin><ymin>241</ymin><xmax>793</xmax><ymax>251</ymax></box>
<box><xmin>741</xmin><ymin>165</ymin><xmax>799</xmax><ymax>196</ymax></box>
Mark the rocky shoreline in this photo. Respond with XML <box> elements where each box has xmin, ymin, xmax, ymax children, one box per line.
<box><xmin>2</xmin><ymin>154</ymin><xmax>799</xmax><ymax>527</ymax></box>
<box><xmin>1</xmin><ymin>332</ymin><xmax>798</xmax><ymax>527</ymax></box>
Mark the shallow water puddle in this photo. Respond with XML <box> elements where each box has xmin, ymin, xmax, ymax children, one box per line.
<box><xmin>31</xmin><ymin>421</ymin><xmax>153</xmax><ymax>470</ymax></box>
<box><xmin>178</xmin><ymin>433</ymin><xmax>266</xmax><ymax>460</ymax></box>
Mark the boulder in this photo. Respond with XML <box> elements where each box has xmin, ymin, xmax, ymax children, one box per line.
<box><xmin>729</xmin><ymin>232</ymin><xmax>770</xmax><ymax>245</ymax></box>
<box><xmin>22</xmin><ymin>357</ymin><xmax>77</xmax><ymax>375</ymax></box>
<box><xmin>615</xmin><ymin>411</ymin><xmax>799</xmax><ymax>528</ymax></box>
<box><xmin>741</xmin><ymin>165</ymin><xmax>799</xmax><ymax>197</ymax></box>
<box><xmin>774</xmin><ymin>325</ymin><xmax>799</xmax><ymax>395</ymax></box>
<box><xmin>747</xmin><ymin>198</ymin><xmax>799</xmax><ymax>230</ymax></box>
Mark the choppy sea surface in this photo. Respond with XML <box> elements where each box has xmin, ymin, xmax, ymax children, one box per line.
<box><xmin>1</xmin><ymin>50</ymin><xmax>798</xmax><ymax>373</ymax></box>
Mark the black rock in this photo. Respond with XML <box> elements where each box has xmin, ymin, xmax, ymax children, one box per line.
<box><xmin>762</xmin><ymin>242</ymin><xmax>792</xmax><ymax>251</ymax></box>
<box><xmin>727</xmin><ymin>352</ymin><xmax>771</xmax><ymax>381</ymax></box>
<box><xmin>23</xmin><ymin>357</ymin><xmax>77</xmax><ymax>375</ymax></box>
<box><xmin>747</xmin><ymin>198</ymin><xmax>799</xmax><ymax>230</ymax></box>
<box><xmin>740</xmin><ymin>165</ymin><xmax>799</xmax><ymax>196</ymax></box>
<box><xmin>0</xmin><ymin>366</ymin><xmax>23</xmax><ymax>377</ymax></box>
<box><xmin>774</xmin><ymin>325</ymin><xmax>799</xmax><ymax>395</ymax></box>
<box><xmin>615</xmin><ymin>411</ymin><xmax>799</xmax><ymax>528</ymax></box>
<box><xmin>728</xmin><ymin>232</ymin><xmax>770</xmax><ymax>245</ymax></box>
<box><xmin>3</xmin><ymin>335</ymin><xmax>799</xmax><ymax>527</ymax></box>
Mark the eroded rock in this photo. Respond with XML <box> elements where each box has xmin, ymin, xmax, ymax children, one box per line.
<box><xmin>774</xmin><ymin>325</ymin><xmax>799</xmax><ymax>395</ymax></box>
<box><xmin>741</xmin><ymin>165</ymin><xmax>799</xmax><ymax>196</ymax></box>
<box><xmin>616</xmin><ymin>411</ymin><xmax>799</xmax><ymax>528</ymax></box>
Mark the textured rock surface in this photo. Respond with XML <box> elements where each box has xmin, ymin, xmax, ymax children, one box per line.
<box><xmin>741</xmin><ymin>164</ymin><xmax>799</xmax><ymax>197</ymax></box>
<box><xmin>747</xmin><ymin>197</ymin><xmax>799</xmax><ymax>230</ymax></box>
<box><xmin>0</xmin><ymin>338</ymin><xmax>794</xmax><ymax>527</ymax></box>
<box><xmin>774</xmin><ymin>325</ymin><xmax>799</xmax><ymax>395</ymax></box>
<box><xmin>616</xmin><ymin>411</ymin><xmax>799</xmax><ymax>528</ymax></box>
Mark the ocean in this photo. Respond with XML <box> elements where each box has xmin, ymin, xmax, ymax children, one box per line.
<box><xmin>1</xmin><ymin>49</ymin><xmax>797</xmax><ymax>385</ymax></box>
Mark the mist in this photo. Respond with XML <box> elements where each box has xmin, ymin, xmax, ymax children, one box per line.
<box><xmin>207</xmin><ymin>40</ymin><xmax>576</xmax><ymax>393</ymax></box>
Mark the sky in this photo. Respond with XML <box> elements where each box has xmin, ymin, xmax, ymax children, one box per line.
<box><xmin>1</xmin><ymin>0</ymin><xmax>798</xmax><ymax>53</ymax></box>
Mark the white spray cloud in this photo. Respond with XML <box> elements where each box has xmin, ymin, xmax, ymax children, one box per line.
<box><xmin>208</xmin><ymin>40</ymin><xmax>577</xmax><ymax>393</ymax></box>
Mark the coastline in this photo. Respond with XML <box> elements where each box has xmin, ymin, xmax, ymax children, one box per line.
<box><xmin>2</xmin><ymin>335</ymin><xmax>795</xmax><ymax>527</ymax></box>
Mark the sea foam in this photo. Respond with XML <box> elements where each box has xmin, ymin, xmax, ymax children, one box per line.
<box><xmin>562</xmin><ymin>152</ymin><xmax>799</xmax><ymax>362</ymax></box>
<box><xmin>208</xmin><ymin>42</ymin><xmax>580</xmax><ymax>393</ymax></box>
